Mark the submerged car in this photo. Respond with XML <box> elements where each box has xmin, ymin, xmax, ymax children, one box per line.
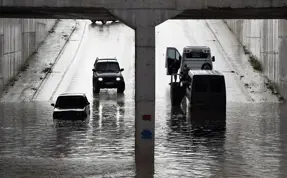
<box><xmin>51</xmin><ymin>93</ymin><xmax>90</xmax><ymax>120</ymax></box>
<box><xmin>92</xmin><ymin>58</ymin><xmax>125</xmax><ymax>93</ymax></box>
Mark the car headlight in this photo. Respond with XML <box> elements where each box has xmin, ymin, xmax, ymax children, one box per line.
<box><xmin>98</xmin><ymin>77</ymin><xmax>103</xmax><ymax>81</ymax></box>
<box><xmin>116</xmin><ymin>77</ymin><xmax>121</xmax><ymax>81</ymax></box>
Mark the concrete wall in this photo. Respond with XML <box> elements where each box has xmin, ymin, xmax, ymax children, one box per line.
<box><xmin>0</xmin><ymin>19</ymin><xmax>56</xmax><ymax>92</ymax></box>
<box><xmin>224</xmin><ymin>19</ymin><xmax>287</xmax><ymax>99</ymax></box>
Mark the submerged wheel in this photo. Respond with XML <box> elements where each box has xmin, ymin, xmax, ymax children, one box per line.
<box><xmin>117</xmin><ymin>87</ymin><xmax>125</xmax><ymax>93</ymax></box>
<box><xmin>117</xmin><ymin>84</ymin><xmax>125</xmax><ymax>93</ymax></box>
<box><xmin>170</xmin><ymin>82</ymin><xmax>185</xmax><ymax>106</ymax></box>
<box><xmin>93</xmin><ymin>85</ymin><xmax>100</xmax><ymax>94</ymax></box>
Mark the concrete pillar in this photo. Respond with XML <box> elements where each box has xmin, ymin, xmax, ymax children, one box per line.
<box><xmin>134</xmin><ymin>26</ymin><xmax>155</xmax><ymax>165</ymax></box>
<box><xmin>108</xmin><ymin>9</ymin><xmax>182</xmax><ymax>176</ymax></box>
<box><xmin>0</xmin><ymin>20</ymin><xmax>3</xmax><ymax>91</ymax></box>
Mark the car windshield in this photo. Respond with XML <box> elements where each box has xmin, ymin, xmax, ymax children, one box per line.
<box><xmin>185</xmin><ymin>51</ymin><xmax>209</xmax><ymax>58</ymax></box>
<box><xmin>96</xmin><ymin>62</ymin><xmax>120</xmax><ymax>73</ymax></box>
<box><xmin>55</xmin><ymin>96</ymin><xmax>87</xmax><ymax>109</ymax></box>
<box><xmin>194</xmin><ymin>76</ymin><xmax>224</xmax><ymax>93</ymax></box>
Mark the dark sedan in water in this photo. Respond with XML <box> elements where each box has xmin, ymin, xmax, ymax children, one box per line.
<box><xmin>51</xmin><ymin>93</ymin><xmax>90</xmax><ymax>120</ymax></box>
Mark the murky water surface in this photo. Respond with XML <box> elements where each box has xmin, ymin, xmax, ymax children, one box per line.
<box><xmin>0</xmin><ymin>100</ymin><xmax>287</xmax><ymax>177</ymax></box>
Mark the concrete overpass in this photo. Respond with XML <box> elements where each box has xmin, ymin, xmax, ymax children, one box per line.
<box><xmin>1</xmin><ymin>0</ymin><xmax>287</xmax><ymax>166</ymax></box>
<box><xmin>1</xmin><ymin>0</ymin><xmax>287</xmax><ymax>26</ymax></box>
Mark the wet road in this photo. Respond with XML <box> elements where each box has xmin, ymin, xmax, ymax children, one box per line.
<box><xmin>1</xmin><ymin>20</ymin><xmax>287</xmax><ymax>177</ymax></box>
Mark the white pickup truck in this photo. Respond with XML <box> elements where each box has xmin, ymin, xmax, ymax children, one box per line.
<box><xmin>165</xmin><ymin>46</ymin><xmax>215</xmax><ymax>76</ymax></box>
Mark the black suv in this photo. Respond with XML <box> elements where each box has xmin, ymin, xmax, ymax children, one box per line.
<box><xmin>92</xmin><ymin>58</ymin><xmax>125</xmax><ymax>93</ymax></box>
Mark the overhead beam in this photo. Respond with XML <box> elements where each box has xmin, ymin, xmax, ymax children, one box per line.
<box><xmin>1</xmin><ymin>6</ymin><xmax>287</xmax><ymax>20</ymax></box>
<box><xmin>173</xmin><ymin>7</ymin><xmax>287</xmax><ymax>19</ymax></box>
<box><xmin>1</xmin><ymin>0</ymin><xmax>287</xmax><ymax>10</ymax></box>
<box><xmin>0</xmin><ymin>7</ymin><xmax>116</xmax><ymax>20</ymax></box>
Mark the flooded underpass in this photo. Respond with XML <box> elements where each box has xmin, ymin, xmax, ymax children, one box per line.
<box><xmin>0</xmin><ymin>20</ymin><xmax>287</xmax><ymax>177</ymax></box>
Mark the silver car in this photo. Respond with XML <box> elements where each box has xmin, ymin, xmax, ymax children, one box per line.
<box><xmin>51</xmin><ymin>93</ymin><xmax>90</xmax><ymax>120</ymax></box>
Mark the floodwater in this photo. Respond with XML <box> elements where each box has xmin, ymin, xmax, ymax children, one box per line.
<box><xmin>0</xmin><ymin>20</ymin><xmax>287</xmax><ymax>177</ymax></box>
<box><xmin>0</xmin><ymin>101</ymin><xmax>286</xmax><ymax>177</ymax></box>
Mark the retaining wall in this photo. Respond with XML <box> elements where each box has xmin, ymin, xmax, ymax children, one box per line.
<box><xmin>0</xmin><ymin>19</ymin><xmax>56</xmax><ymax>92</ymax></box>
<box><xmin>224</xmin><ymin>19</ymin><xmax>287</xmax><ymax>99</ymax></box>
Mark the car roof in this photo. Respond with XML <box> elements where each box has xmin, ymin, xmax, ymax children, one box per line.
<box><xmin>184</xmin><ymin>46</ymin><xmax>210</xmax><ymax>50</ymax></box>
<box><xmin>188</xmin><ymin>70</ymin><xmax>223</xmax><ymax>77</ymax></box>
<box><xmin>95</xmin><ymin>58</ymin><xmax>118</xmax><ymax>63</ymax></box>
<box><xmin>58</xmin><ymin>93</ymin><xmax>86</xmax><ymax>97</ymax></box>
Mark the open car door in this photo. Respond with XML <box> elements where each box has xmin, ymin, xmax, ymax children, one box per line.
<box><xmin>165</xmin><ymin>47</ymin><xmax>181</xmax><ymax>75</ymax></box>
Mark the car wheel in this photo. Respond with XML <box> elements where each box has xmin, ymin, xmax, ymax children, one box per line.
<box><xmin>117</xmin><ymin>86</ymin><xmax>125</xmax><ymax>93</ymax></box>
<box><xmin>93</xmin><ymin>85</ymin><xmax>100</xmax><ymax>93</ymax></box>
<box><xmin>201</xmin><ymin>63</ymin><xmax>212</xmax><ymax>70</ymax></box>
<box><xmin>117</xmin><ymin>88</ymin><xmax>125</xmax><ymax>93</ymax></box>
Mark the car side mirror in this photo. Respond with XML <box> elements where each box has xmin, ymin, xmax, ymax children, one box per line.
<box><xmin>51</xmin><ymin>103</ymin><xmax>55</xmax><ymax>107</ymax></box>
<box><xmin>120</xmin><ymin>68</ymin><xmax>124</xmax><ymax>72</ymax></box>
<box><xmin>92</xmin><ymin>69</ymin><xmax>96</xmax><ymax>72</ymax></box>
<box><xmin>212</xmin><ymin>56</ymin><xmax>215</xmax><ymax>62</ymax></box>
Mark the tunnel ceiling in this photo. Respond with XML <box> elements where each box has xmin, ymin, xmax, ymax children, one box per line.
<box><xmin>0</xmin><ymin>7</ymin><xmax>287</xmax><ymax>19</ymax></box>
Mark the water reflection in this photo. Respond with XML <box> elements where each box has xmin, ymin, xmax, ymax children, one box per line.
<box><xmin>161</xmin><ymin>100</ymin><xmax>226</xmax><ymax>177</ymax></box>
<box><xmin>89</xmin><ymin>91</ymin><xmax>133</xmax><ymax>160</ymax></box>
<box><xmin>51</xmin><ymin>120</ymin><xmax>90</xmax><ymax>158</ymax></box>
<box><xmin>92</xmin><ymin>92</ymin><xmax>126</xmax><ymax>131</ymax></box>
<box><xmin>169</xmin><ymin>100</ymin><xmax>226</xmax><ymax>135</ymax></box>
<box><xmin>136</xmin><ymin>161</ymin><xmax>154</xmax><ymax>178</ymax></box>
<box><xmin>169</xmin><ymin>106</ymin><xmax>190</xmax><ymax>135</ymax></box>
<box><xmin>173</xmin><ymin>97</ymin><xmax>226</xmax><ymax>133</ymax></box>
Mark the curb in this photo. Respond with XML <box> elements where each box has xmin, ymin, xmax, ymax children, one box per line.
<box><xmin>204</xmin><ymin>20</ymin><xmax>254</xmax><ymax>102</ymax></box>
<box><xmin>48</xmin><ymin>21</ymin><xmax>87</xmax><ymax>101</ymax></box>
<box><xmin>31</xmin><ymin>20</ymin><xmax>78</xmax><ymax>101</ymax></box>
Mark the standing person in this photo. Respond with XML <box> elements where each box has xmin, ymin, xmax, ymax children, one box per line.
<box><xmin>172</xmin><ymin>59</ymin><xmax>180</xmax><ymax>82</ymax></box>
<box><xmin>180</xmin><ymin>64</ymin><xmax>190</xmax><ymax>82</ymax></box>
<box><xmin>172</xmin><ymin>66</ymin><xmax>178</xmax><ymax>82</ymax></box>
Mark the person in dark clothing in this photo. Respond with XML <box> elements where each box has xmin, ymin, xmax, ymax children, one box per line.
<box><xmin>169</xmin><ymin>59</ymin><xmax>179</xmax><ymax>82</ymax></box>
<box><xmin>180</xmin><ymin>64</ymin><xmax>190</xmax><ymax>82</ymax></box>
<box><xmin>172</xmin><ymin>67</ymin><xmax>178</xmax><ymax>82</ymax></box>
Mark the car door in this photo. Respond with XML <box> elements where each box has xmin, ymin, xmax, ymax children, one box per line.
<box><xmin>165</xmin><ymin>47</ymin><xmax>181</xmax><ymax>75</ymax></box>
<box><xmin>186</xmin><ymin>79</ymin><xmax>192</xmax><ymax>102</ymax></box>
<box><xmin>86</xmin><ymin>100</ymin><xmax>90</xmax><ymax>116</ymax></box>
<box><xmin>83</xmin><ymin>96</ymin><xmax>90</xmax><ymax>116</ymax></box>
